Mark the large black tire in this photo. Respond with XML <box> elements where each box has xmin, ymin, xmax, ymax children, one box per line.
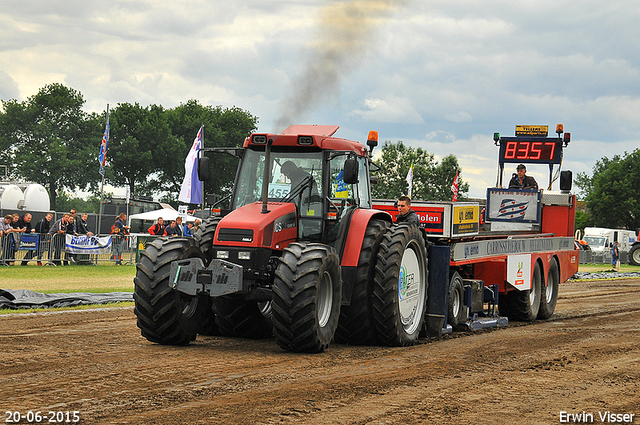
<box><xmin>198</xmin><ymin>297</ymin><xmax>219</xmax><ymax>336</ymax></box>
<box><xmin>538</xmin><ymin>258</ymin><xmax>559</xmax><ymax>320</ymax></box>
<box><xmin>213</xmin><ymin>297</ymin><xmax>273</xmax><ymax>339</ymax></box>
<box><xmin>272</xmin><ymin>243</ymin><xmax>342</xmax><ymax>353</ymax></box>
<box><xmin>629</xmin><ymin>245</ymin><xmax>640</xmax><ymax>266</ymax></box>
<box><xmin>334</xmin><ymin>219</ymin><xmax>390</xmax><ymax>345</ymax></box>
<box><xmin>447</xmin><ymin>271</ymin><xmax>465</xmax><ymax>327</ymax></box>
<box><xmin>192</xmin><ymin>217</ymin><xmax>221</xmax><ymax>335</ymax></box>
<box><xmin>134</xmin><ymin>237</ymin><xmax>209</xmax><ymax>345</ymax></box>
<box><xmin>372</xmin><ymin>224</ymin><xmax>429</xmax><ymax>347</ymax></box>
<box><xmin>193</xmin><ymin>216</ymin><xmax>220</xmax><ymax>263</ymax></box>
<box><xmin>499</xmin><ymin>260</ymin><xmax>543</xmax><ymax>321</ymax></box>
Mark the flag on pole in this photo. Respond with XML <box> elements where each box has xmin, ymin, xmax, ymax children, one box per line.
<box><xmin>451</xmin><ymin>170</ymin><xmax>460</xmax><ymax>202</ymax></box>
<box><xmin>178</xmin><ymin>126</ymin><xmax>203</xmax><ymax>204</ymax></box>
<box><xmin>98</xmin><ymin>106</ymin><xmax>109</xmax><ymax>176</ymax></box>
<box><xmin>406</xmin><ymin>163</ymin><xmax>414</xmax><ymax>198</ymax></box>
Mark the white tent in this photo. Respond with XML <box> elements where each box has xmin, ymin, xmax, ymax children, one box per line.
<box><xmin>128</xmin><ymin>208</ymin><xmax>197</xmax><ymax>224</ymax></box>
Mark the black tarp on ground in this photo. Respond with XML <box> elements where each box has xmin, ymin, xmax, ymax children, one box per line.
<box><xmin>0</xmin><ymin>289</ymin><xmax>133</xmax><ymax>310</ymax></box>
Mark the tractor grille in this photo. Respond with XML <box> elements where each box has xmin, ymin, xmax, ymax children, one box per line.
<box><xmin>217</xmin><ymin>228</ymin><xmax>254</xmax><ymax>243</ymax></box>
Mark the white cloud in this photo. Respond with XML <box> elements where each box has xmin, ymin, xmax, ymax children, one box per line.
<box><xmin>350</xmin><ymin>96</ymin><xmax>424</xmax><ymax>124</ymax></box>
<box><xmin>1</xmin><ymin>0</ymin><xmax>639</xmax><ymax>202</ymax></box>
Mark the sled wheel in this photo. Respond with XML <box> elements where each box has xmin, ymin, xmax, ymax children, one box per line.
<box><xmin>134</xmin><ymin>237</ymin><xmax>209</xmax><ymax>345</ymax></box>
<box><xmin>334</xmin><ymin>219</ymin><xmax>390</xmax><ymax>345</ymax></box>
<box><xmin>272</xmin><ymin>243</ymin><xmax>342</xmax><ymax>353</ymax></box>
<box><xmin>373</xmin><ymin>224</ymin><xmax>429</xmax><ymax>346</ymax></box>
<box><xmin>447</xmin><ymin>271</ymin><xmax>465</xmax><ymax>327</ymax></box>
<box><xmin>538</xmin><ymin>258</ymin><xmax>559</xmax><ymax>320</ymax></box>
<box><xmin>213</xmin><ymin>297</ymin><xmax>273</xmax><ymax>339</ymax></box>
<box><xmin>499</xmin><ymin>260</ymin><xmax>542</xmax><ymax>321</ymax></box>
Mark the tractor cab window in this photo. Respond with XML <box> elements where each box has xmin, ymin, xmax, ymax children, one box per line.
<box><xmin>233</xmin><ymin>149</ymin><xmax>322</xmax><ymax>212</ymax></box>
<box><xmin>329</xmin><ymin>155</ymin><xmax>356</xmax><ymax>218</ymax></box>
<box><xmin>328</xmin><ymin>154</ymin><xmax>370</xmax><ymax>214</ymax></box>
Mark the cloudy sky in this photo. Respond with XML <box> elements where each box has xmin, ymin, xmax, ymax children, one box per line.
<box><xmin>1</xmin><ymin>0</ymin><xmax>639</xmax><ymax>198</ymax></box>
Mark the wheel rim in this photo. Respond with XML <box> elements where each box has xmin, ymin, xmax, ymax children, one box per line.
<box><xmin>398</xmin><ymin>241</ymin><xmax>425</xmax><ymax>334</ymax></box>
<box><xmin>529</xmin><ymin>286</ymin><xmax>537</xmax><ymax>305</ymax></box>
<box><xmin>546</xmin><ymin>271</ymin><xmax>555</xmax><ymax>304</ymax></box>
<box><xmin>633</xmin><ymin>249</ymin><xmax>640</xmax><ymax>263</ymax></box>
<box><xmin>257</xmin><ymin>301</ymin><xmax>272</xmax><ymax>319</ymax></box>
<box><xmin>180</xmin><ymin>293</ymin><xmax>199</xmax><ymax>318</ymax></box>
<box><xmin>452</xmin><ymin>285</ymin><xmax>462</xmax><ymax>318</ymax></box>
<box><xmin>530</xmin><ymin>265</ymin><xmax>541</xmax><ymax>306</ymax></box>
<box><xmin>546</xmin><ymin>262</ymin><xmax>558</xmax><ymax>304</ymax></box>
<box><xmin>317</xmin><ymin>270</ymin><xmax>333</xmax><ymax>328</ymax></box>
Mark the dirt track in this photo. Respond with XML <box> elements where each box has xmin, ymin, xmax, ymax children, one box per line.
<box><xmin>2</xmin><ymin>278</ymin><xmax>639</xmax><ymax>425</ymax></box>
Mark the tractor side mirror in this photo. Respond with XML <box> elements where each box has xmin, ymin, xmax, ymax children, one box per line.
<box><xmin>343</xmin><ymin>158</ymin><xmax>359</xmax><ymax>184</ymax></box>
<box><xmin>198</xmin><ymin>155</ymin><xmax>210</xmax><ymax>181</ymax></box>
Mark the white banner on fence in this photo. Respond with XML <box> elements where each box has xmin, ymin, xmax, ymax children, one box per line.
<box><xmin>65</xmin><ymin>235</ymin><xmax>113</xmax><ymax>254</ymax></box>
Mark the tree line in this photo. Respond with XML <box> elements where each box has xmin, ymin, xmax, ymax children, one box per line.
<box><xmin>576</xmin><ymin>149</ymin><xmax>640</xmax><ymax>232</ymax></box>
<box><xmin>0</xmin><ymin>83</ymin><xmax>258</xmax><ymax>210</ymax></box>
<box><xmin>0</xmin><ymin>83</ymin><xmax>469</xmax><ymax>211</ymax></box>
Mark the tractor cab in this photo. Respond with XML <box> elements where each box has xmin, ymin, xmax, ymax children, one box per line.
<box><xmin>210</xmin><ymin>125</ymin><xmax>375</xmax><ymax>249</ymax></box>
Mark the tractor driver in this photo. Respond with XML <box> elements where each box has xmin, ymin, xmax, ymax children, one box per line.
<box><xmin>508</xmin><ymin>164</ymin><xmax>538</xmax><ymax>190</ymax></box>
<box><xmin>281</xmin><ymin>161</ymin><xmax>319</xmax><ymax>198</ymax></box>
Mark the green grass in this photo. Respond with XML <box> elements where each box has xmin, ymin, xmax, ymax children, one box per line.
<box><xmin>0</xmin><ymin>263</ymin><xmax>136</xmax><ymax>293</ymax></box>
<box><xmin>578</xmin><ymin>263</ymin><xmax>640</xmax><ymax>273</ymax></box>
<box><xmin>0</xmin><ymin>263</ymin><xmax>136</xmax><ymax>315</ymax></box>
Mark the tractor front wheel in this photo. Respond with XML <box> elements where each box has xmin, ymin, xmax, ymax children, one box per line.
<box><xmin>272</xmin><ymin>243</ymin><xmax>342</xmax><ymax>353</ymax></box>
<box><xmin>134</xmin><ymin>237</ymin><xmax>209</xmax><ymax>345</ymax></box>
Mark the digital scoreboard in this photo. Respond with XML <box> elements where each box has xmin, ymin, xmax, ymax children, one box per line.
<box><xmin>498</xmin><ymin>138</ymin><xmax>562</xmax><ymax>164</ymax></box>
<box><xmin>496</xmin><ymin>125</ymin><xmax>566</xmax><ymax>165</ymax></box>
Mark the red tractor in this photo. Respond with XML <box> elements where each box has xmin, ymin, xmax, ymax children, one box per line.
<box><xmin>134</xmin><ymin>125</ymin><xmax>429</xmax><ymax>353</ymax></box>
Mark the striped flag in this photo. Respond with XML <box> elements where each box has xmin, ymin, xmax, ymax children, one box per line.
<box><xmin>451</xmin><ymin>170</ymin><xmax>459</xmax><ymax>202</ymax></box>
<box><xmin>98</xmin><ymin>106</ymin><xmax>109</xmax><ymax>176</ymax></box>
<box><xmin>178</xmin><ymin>126</ymin><xmax>203</xmax><ymax>204</ymax></box>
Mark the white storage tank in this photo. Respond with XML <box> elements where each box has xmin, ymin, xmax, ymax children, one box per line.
<box><xmin>0</xmin><ymin>184</ymin><xmax>25</xmax><ymax>209</ymax></box>
<box><xmin>22</xmin><ymin>183</ymin><xmax>50</xmax><ymax>211</ymax></box>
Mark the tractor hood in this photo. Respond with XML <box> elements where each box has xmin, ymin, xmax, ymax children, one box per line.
<box><xmin>214</xmin><ymin>202</ymin><xmax>297</xmax><ymax>250</ymax></box>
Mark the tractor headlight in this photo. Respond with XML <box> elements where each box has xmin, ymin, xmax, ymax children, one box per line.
<box><xmin>238</xmin><ymin>251</ymin><xmax>251</xmax><ymax>260</ymax></box>
<box><xmin>216</xmin><ymin>250</ymin><xmax>229</xmax><ymax>259</ymax></box>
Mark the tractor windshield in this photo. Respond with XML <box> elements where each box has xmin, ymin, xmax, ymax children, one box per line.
<box><xmin>583</xmin><ymin>236</ymin><xmax>607</xmax><ymax>249</ymax></box>
<box><xmin>232</xmin><ymin>148</ymin><xmax>323</xmax><ymax>210</ymax></box>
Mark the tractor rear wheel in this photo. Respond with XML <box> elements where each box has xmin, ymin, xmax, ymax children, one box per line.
<box><xmin>134</xmin><ymin>237</ymin><xmax>209</xmax><ymax>345</ymax></box>
<box><xmin>499</xmin><ymin>260</ymin><xmax>542</xmax><ymax>321</ymax></box>
<box><xmin>272</xmin><ymin>243</ymin><xmax>342</xmax><ymax>353</ymax></box>
<box><xmin>334</xmin><ymin>219</ymin><xmax>390</xmax><ymax>345</ymax></box>
<box><xmin>538</xmin><ymin>258</ymin><xmax>559</xmax><ymax>319</ymax></box>
<box><xmin>372</xmin><ymin>224</ymin><xmax>429</xmax><ymax>346</ymax></box>
<box><xmin>629</xmin><ymin>245</ymin><xmax>640</xmax><ymax>266</ymax></box>
<box><xmin>213</xmin><ymin>297</ymin><xmax>273</xmax><ymax>339</ymax></box>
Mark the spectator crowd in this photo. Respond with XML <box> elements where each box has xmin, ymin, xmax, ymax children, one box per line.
<box><xmin>1</xmin><ymin>210</ymin><xmax>202</xmax><ymax>266</ymax></box>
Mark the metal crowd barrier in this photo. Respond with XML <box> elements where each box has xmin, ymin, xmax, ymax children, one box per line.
<box><xmin>0</xmin><ymin>233</ymin><xmax>146</xmax><ymax>266</ymax></box>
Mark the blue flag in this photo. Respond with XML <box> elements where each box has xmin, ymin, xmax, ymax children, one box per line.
<box><xmin>98</xmin><ymin>110</ymin><xmax>109</xmax><ymax>176</ymax></box>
